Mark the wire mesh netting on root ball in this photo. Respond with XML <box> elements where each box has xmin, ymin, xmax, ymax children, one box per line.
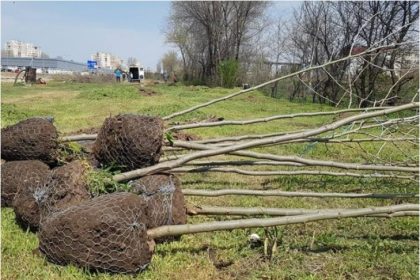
<box><xmin>40</xmin><ymin>160</ymin><xmax>92</xmax><ymax>217</ymax></box>
<box><xmin>1</xmin><ymin>118</ymin><xmax>58</xmax><ymax>165</ymax></box>
<box><xmin>93</xmin><ymin>114</ymin><xmax>164</xmax><ymax>171</ymax></box>
<box><xmin>129</xmin><ymin>174</ymin><xmax>187</xmax><ymax>242</ymax></box>
<box><xmin>1</xmin><ymin>160</ymin><xmax>50</xmax><ymax>208</ymax></box>
<box><xmin>13</xmin><ymin>160</ymin><xmax>91</xmax><ymax>231</ymax></box>
<box><xmin>39</xmin><ymin>192</ymin><xmax>154</xmax><ymax>274</ymax></box>
<box><xmin>129</xmin><ymin>174</ymin><xmax>187</xmax><ymax>228</ymax></box>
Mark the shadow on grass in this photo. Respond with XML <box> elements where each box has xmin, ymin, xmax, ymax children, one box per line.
<box><xmin>344</xmin><ymin>233</ymin><xmax>419</xmax><ymax>241</ymax></box>
<box><xmin>182</xmin><ymin>180</ymin><xmax>249</xmax><ymax>188</ymax></box>
<box><xmin>156</xmin><ymin>242</ymin><xmax>242</xmax><ymax>257</ymax></box>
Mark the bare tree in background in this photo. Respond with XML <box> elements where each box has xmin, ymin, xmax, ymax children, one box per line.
<box><xmin>166</xmin><ymin>1</ymin><xmax>269</xmax><ymax>85</ymax></box>
<box><xmin>347</xmin><ymin>1</ymin><xmax>419</xmax><ymax>107</ymax></box>
<box><xmin>285</xmin><ymin>1</ymin><xmax>419</xmax><ymax>107</ymax></box>
<box><xmin>156</xmin><ymin>61</ymin><xmax>162</xmax><ymax>74</ymax></box>
<box><xmin>161</xmin><ymin>51</ymin><xmax>180</xmax><ymax>76</ymax></box>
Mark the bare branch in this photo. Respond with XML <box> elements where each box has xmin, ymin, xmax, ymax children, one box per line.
<box><xmin>172</xmin><ymin>141</ymin><xmax>418</xmax><ymax>173</ymax></box>
<box><xmin>113</xmin><ymin>102</ymin><xmax>418</xmax><ymax>181</ymax></box>
<box><xmin>184</xmin><ymin>160</ymin><xmax>304</xmax><ymax>167</ymax></box>
<box><xmin>60</xmin><ymin>134</ymin><xmax>97</xmax><ymax>142</ymax></box>
<box><xmin>167</xmin><ymin>106</ymin><xmax>391</xmax><ymax>132</ymax></box>
<box><xmin>188</xmin><ymin>205</ymin><xmax>419</xmax><ymax>217</ymax></box>
<box><xmin>148</xmin><ymin>204</ymin><xmax>419</xmax><ymax>238</ymax></box>
<box><xmin>162</xmin><ymin>43</ymin><xmax>413</xmax><ymax>121</ymax></box>
<box><xmin>171</xmin><ymin>167</ymin><xmax>416</xmax><ymax>179</ymax></box>
<box><xmin>182</xmin><ymin>189</ymin><xmax>419</xmax><ymax>199</ymax></box>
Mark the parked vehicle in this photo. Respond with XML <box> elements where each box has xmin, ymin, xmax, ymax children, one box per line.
<box><xmin>128</xmin><ymin>66</ymin><xmax>145</xmax><ymax>83</ymax></box>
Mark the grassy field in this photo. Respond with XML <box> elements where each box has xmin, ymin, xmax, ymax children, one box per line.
<box><xmin>1</xmin><ymin>80</ymin><xmax>418</xmax><ymax>279</ymax></box>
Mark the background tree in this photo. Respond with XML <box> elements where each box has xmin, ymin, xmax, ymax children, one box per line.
<box><xmin>166</xmin><ymin>1</ymin><xmax>269</xmax><ymax>86</ymax></box>
<box><xmin>161</xmin><ymin>50</ymin><xmax>181</xmax><ymax>76</ymax></box>
<box><xmin>284</xmin><ymin>1</ymin><xmax>419</xmax><ymax>106</ymax></box>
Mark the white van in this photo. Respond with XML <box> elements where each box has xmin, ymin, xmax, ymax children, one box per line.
<box><xmin>129</xmin><ymin>66</ymin><xmax>145</xmax><ymax>83</ymax></box>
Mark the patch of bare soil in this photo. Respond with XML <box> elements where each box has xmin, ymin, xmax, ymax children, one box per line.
<box><xmin>173</xmin><ymin>131</ymin><xmax>201</xmax><ymax>141</ymax></box>
<box><xmin>139</xmin><ymin>87</ymin><xmax>159</xmax><ymax>96</ymax></box>
<box><xmin>64</xmin><ymin>127</ymin><xmax>99</xmax><ymax>136</ymax></box>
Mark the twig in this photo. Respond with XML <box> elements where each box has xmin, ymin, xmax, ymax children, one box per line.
<box><xmin>380</xmin><ymin>67</ymin><xmax>415</xmax><ymax>107</ymax></box>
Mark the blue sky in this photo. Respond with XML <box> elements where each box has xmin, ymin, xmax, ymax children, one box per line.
<box><xmin>1</xmin><ymin>1</ymin><xmax>299</xmax><ymax>69</ymax></box>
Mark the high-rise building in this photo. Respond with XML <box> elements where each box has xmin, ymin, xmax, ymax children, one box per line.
<box><xmin>91</xmin><ymin>52</ymin><xmax>123</xmax><ymax>69</ymax></box>
<box><xmin>4</xmin><ymin>40</ymin><xmax>42</xmax><ymax>58</ymax></box>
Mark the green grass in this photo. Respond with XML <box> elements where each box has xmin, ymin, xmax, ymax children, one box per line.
<box><xmin>1</xmin><ymin>81</ymin><xmax>418</xmax><ymax>279</ymax></box>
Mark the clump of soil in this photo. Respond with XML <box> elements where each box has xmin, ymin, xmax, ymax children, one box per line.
<box><xmin>206</xmin><ymin>115</ymin><xmax>224</xmax><ymax>122</ymax></box>
<box><xmin>130</xmin><ymin>174</ymin><xmax>187</xmax><ymax>229</ymax></box>
<box><xmin>39</xmin><ymin>192</ymin><xmax>153</xmax><ymax>274</ymax></box>
<box><xmin>173</xmin><ymin>131</ymin><xmax>201</xmax><ymax>141</ymax></box>
<box><xmin>1</xmin><ymin>160</ymin><xmax>50</xmax><ymax>207</ymax></box>
<box><xmin>40</xmin><ymin>160</ymin><xmax>91</xmax><ymax>218</ymax></box>
<box><xmin>8</xmin><ymin>161</ymin><xmax>50</xmax><ymax>231</ymax></box>
<box><xmin>93</xmin><ymin>114</ymin><xmax>164</xmax><ymax>171</ymax></box>
<box><xmin>13</xmin><ymin>160</ymin><xmax>91</xmax><ymax>231</ymax></box>
<box><xmin>139</xmin><ymin>88</ymin><xmax>158</xmax><ymax>96</ymax></box>
<box><xmin>1</xmin><ymin>118</ymin><xmax>58</xmax><ymax>165</ymax></box>
<box><xmin>65</xmin><ymin>127</ymin><xmax>99</xmax><ymax>136</ymax></box>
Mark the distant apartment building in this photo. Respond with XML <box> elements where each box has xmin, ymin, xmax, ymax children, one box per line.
<box><xmin>91</xmin><ymin>52</ymin><xmax>123</xmax><ymax>69</ymax></box>
<box><xmin>3</xmin><ymin>40</ymin><xmax>42</xmax><ymax>58</ymax></box>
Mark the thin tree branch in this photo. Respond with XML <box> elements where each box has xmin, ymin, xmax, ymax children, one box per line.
<box><xmin>167</xmin><ymin>107</ymin><xmax>391</xmax><ymax>132</ymax></box>
<box><xmin>113</xmin><ymin>102</ymin><xmax>418</xmax><ymax>181</ymax></box>
<box><xmin>182</xmin><ymin>189</ymin><xmax>419</xmax><ymax>199</ymax></box>
<box><xmin>60</xmin><ymin>134</ymin><xmax>97</xmax><ymax>142</ymax></box>
<box><xmin>147</xmin><ymin>204</ymin><xmax>419</xmax><ymax>238</ymax></box>
<box><xmin>162</xmin><ymin>42</ymin><xmax>414</xmax><ymax>121</ymax></box>
<box><xmin>171</xmin><ymin>141</ymin><xmax>418</xmax><ymax>173</ymax></box>
<box><xmin>171</xmin><ymin>167</ymin><xmax>416</xmax><ymax>179</ymax></box>
<box><xmin>188</xmin><ymin>205</ymin><xmax>419</xmax><ymax>217</ymax></box>
<box><xmin>184</xmin><ymin>160</ymin><xmax>305</xmax><ymax>167</ymax></box>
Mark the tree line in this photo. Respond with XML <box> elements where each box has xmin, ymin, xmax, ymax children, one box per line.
<box><xmin>161</xmin><ymin>1</ymin><xmax>418</xmax><ymax>106</ymax></box>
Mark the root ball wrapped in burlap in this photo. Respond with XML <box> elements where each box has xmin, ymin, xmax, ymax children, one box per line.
<box><xmin>39</xmin><ymin>160</ymin><xmax>91</xmax><ymax>217</ymax></box>
<box><xmin>1</xmin><ymin>118</ymin><xmax>58</xmax><ymax>164</ymax></box>
<box><xmin>130</xmin><ymin>174</ymin><xmax>187</xmax><ymax>229</ymax></box>
<box><xmin>93</xmin><ymin>114</ymin><xmax>164</xmax><ymax>171</ymax></box>
<box><xmin>39</xmin><ymin>192</ymin><xmax>154</xmax><ymax>274</ymax></box>
<box><xmin>1</xmin><ymin>160</ymin><xmax>50</xmax><ymax>207</ymax></box>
